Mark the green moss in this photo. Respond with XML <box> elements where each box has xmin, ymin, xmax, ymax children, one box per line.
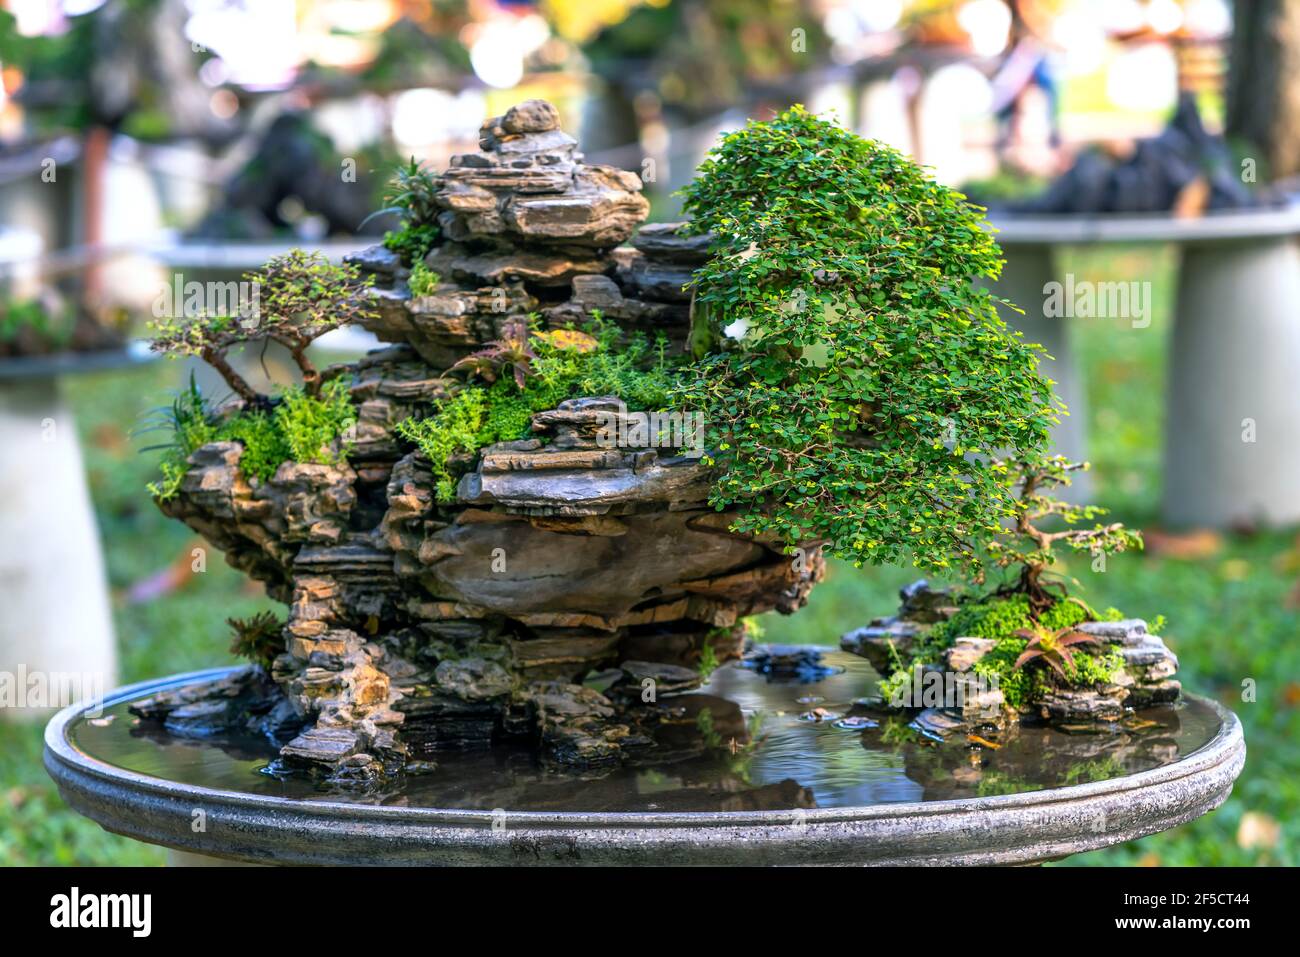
<box><xmin>882</xmin><ymin>592</ymin><xmax>1136</xmax><ymax>711</ymax></box>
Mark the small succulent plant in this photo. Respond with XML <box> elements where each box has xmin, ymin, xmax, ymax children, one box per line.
<box><xmin>1012</xmin><ymin>625</ymin><xmax>1101</xmax><ymax>679</ymax></box>
<box><xmin>448</xmin><ymin>317</ymin><xmax>537</xmax><ymax>388</ymax></box>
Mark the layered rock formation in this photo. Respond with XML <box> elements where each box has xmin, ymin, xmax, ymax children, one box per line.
<box><xmin>144</xmin><ymin>101</ymin><xmax>823</xmax><ymax>785</ymax></box>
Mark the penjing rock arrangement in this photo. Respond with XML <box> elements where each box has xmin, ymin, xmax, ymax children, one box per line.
<box><xmin>144</xmin><ymin>101</ymin><xmax>824</xmax><ymax>784</ymax></box>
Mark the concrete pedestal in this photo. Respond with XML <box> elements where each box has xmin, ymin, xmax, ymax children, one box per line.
<box><xmin>1164</xmin><ymin>236</ymin><xmax>1300</xmax><ymax>527</ymax></box>
<box><xmin>0</xmin><ymin>375</ymin><xmax>116</xmax><ymax>719</ymax></box>
<box><xmin>991</xmin><ymin>205</ymin><xmax>1300</xmax><ymax>527</ymax></box>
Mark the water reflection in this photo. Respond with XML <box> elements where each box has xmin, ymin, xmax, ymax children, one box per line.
<box><xmin>70</xmin><ymin>650</ymin><xmax>1219</xmax><ymax>813</ymax></box>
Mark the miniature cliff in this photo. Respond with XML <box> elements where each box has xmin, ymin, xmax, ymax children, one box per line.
<box><xmin>143</xmin><ymin>101</ymin><xmax>823</xmax><ymax>785</ymax></box>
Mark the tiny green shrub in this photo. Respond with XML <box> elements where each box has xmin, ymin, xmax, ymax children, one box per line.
<box><xmin>221</xmin><ymin>409</ymin><xmax>289</xmax><ymax>483</ymax></box>
<box><xmin>150</xmin><ymin>249</ymin><xmax>374</xmax><ymax>406</ymax></box>
<box><xmin>397</xmin><ymin>388</ymin><xmax>488</xmax><ymax>502</ymax></box>
<box><xmin>147</xmin><ymin>377</ymin><xmax>356</xmax><ymax>500</ymax></box>
<box><xmin>697</xmin><ymin>639</ymin><xmax>720</xmax><ymax>679</ymax></box>
<box><xmin>408</xmin><ymin>261</ymin><xmax>441</xmax><ymax>297</ymax></box>
<box><xmin>397</xmin><ymin>317</ymin><xmax>679</xmax><ymax>503</ymax></box>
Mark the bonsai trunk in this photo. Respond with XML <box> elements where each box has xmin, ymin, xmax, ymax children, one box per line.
<box><xmin>1018</xmin><ymin>561</ymin><xmax>1062</xmax><ymax>615</ymax></box>
<box><xmin>288</xmin><ymin>341</ymin><xmax>321</xmax><ymax>398</ymax></box>
<box><xmin>202</xmin><ymin>347</ymin><xmax>261</xmax><ymax>407</ymax></box>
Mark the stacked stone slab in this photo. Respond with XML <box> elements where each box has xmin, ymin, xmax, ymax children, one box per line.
<box><xmin>145</xmin><ymin>101</ymin><xmax>824</xmax><ymax>784</ymax></box>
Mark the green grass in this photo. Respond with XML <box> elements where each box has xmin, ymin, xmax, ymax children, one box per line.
<box><xmin>3</xmin><ymin>244</ymin><xmax>1295</xmax><ymax>864</ymax></box>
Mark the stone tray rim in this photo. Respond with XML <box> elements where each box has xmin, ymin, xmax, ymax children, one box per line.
<box><xmin>44</xmin><ymin>665</ymin><xmax>1247</xmax><ymax>865</ymax></box>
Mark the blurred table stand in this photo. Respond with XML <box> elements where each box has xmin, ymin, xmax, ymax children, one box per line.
<box><xmin>991</xmin><ymin>206</ymin><xmax>1300</xmax><ymax>527</ymax></box>
<box><xmin>0</xmin><ymin>359</ymin><xmax>122</xmax><ymax>720</ymax></box>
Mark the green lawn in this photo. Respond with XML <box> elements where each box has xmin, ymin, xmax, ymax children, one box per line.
<box><xmin>2</xmin><ymin>244</ymin><xmax>1295</xmax><ymax>865</ymax></box>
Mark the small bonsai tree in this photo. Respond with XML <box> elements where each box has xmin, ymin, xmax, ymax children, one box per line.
<box><xmin>980</xmin><ymin>455</ymin><xmax>1143</xmax><ymax>613</ymax></box>
<box><xmin>150</xmin><ymin>249</ymin><xmax>375</xmax><ymax>405</ymax></box>
<box><xmin>675</xmin><ymin>106</ymin><xmax>1061</xmax><ymax>572</ymax></box>
<box><xmin>145</xmin><ymin>250</ymin><xmax>370</xmax><ymax>499</ymax></box>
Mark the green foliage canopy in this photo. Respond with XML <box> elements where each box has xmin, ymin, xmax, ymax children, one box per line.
<box><xmin>675</xmin><ymin>105</ymin><xmax>1062</xmax><ymax>572</ymax></box>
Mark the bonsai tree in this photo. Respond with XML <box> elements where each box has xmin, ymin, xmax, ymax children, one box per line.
<box><xmin>675</xmin><ymin>105</ymin><xmax>1061</xmax><ymax>572</ymax></box>
<box><xmin>150</xmin><ymin>249</ymin><xmax>375</xmax><ymax>405</ymax></box>
<box><xmin>145</xmin><ymin>250</ymin><xmax>373</xmax><ymax>499</ymax></box>
<box><xmin>980</xmin><ymin>455</ymin><xmax>1143</xmax><ymax>613</ymax></box>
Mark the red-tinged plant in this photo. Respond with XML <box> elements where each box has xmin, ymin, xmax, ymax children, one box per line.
<box><xmin>1012</xmin><ymin>625</ymin><xmax>1101</xmax><ymax>679</ymax></box>
<box><xmin>448</xmin><ymin>317</ymin><xmax>537</xmax><ymax>388</ymax></box>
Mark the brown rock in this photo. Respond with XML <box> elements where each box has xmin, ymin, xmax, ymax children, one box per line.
<box><xmin>502</xmin><ymin>99</ymin><xmax>561</xmax><ymax>133</ymax></box>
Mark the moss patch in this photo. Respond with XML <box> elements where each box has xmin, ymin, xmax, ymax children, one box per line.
<box><xmin>396</xmin><ymin>317</ymin><xmax>680</xmax><ymax>502</ymax></box>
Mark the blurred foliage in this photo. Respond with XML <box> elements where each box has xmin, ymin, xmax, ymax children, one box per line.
<box><xmin>584</xmin><ymin>0</ymin><xmax>828</xmax><ymax>112</ymax></box>
<box><xmin>356</xmin><ymin>11</ymin><xmax>473</xmax><ymax>88</ymax></box>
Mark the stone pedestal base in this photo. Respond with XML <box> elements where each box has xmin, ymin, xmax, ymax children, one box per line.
<box><xmin>0</xmin><ymin>375</ymin><xmax>116</xmax><ymax>719</ymax></box>
<box><xmin>1164</xmin><ymin>236</ymin><xmax>1300</xmax><ymax>527</ymax></box>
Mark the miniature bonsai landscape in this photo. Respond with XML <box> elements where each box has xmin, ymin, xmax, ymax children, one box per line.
<box><xmin>846</xmin><ymin>456</ymin><xmax>1179</xmax><ymax>737</ymax></box>
<box><xmin>135</xmin><ymin>100</ymin><xmax>1183</xmax><ymax>788</ymax></box>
